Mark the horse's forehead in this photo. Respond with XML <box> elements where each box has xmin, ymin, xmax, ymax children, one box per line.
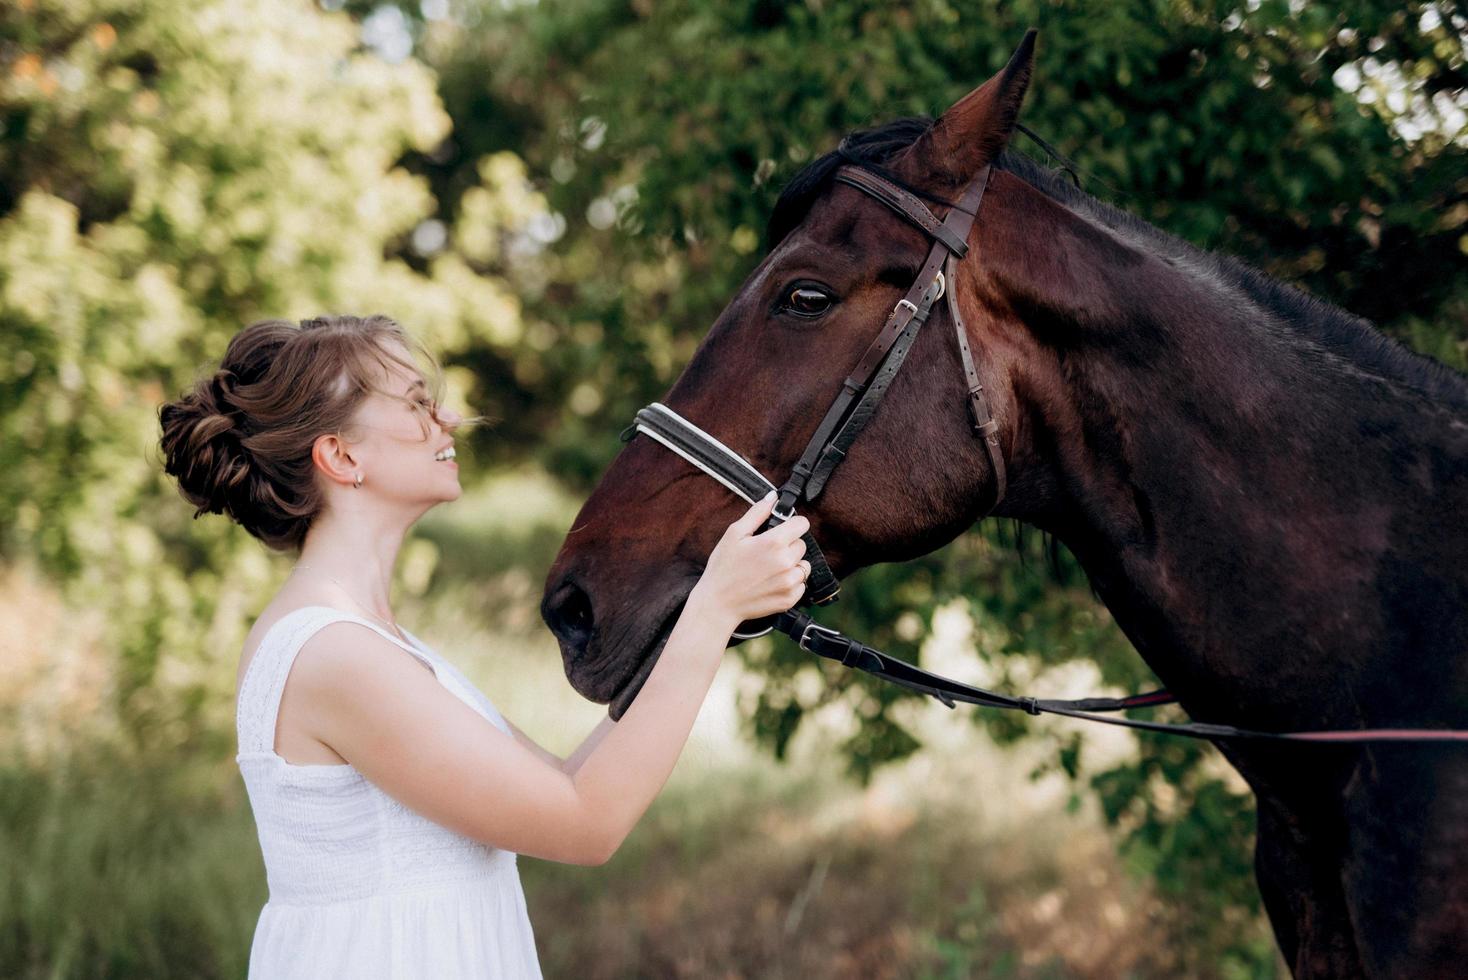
<box><xmin>781</xmin><ymin>183</ymin><xmax>917</xmax><ymax>257</ymax></box>
<box><xmin>679</xmin><ymin>184</ymin><xmax>925</xmax><ymax>396</ymax></box>
<box><xmin>730</xmin><ymin>200</ymin><xmax>904</xmax><ymax>306</ymax></box>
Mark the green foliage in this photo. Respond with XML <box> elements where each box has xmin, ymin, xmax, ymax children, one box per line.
<box><xmin>447</xmin><ymin>0</ymin><xmax>1466</xmax><ymax>466</ymax></box>
<box><xmin>0</xmin><ymin>0</ymin><xmax>542</xmax><ymax>751</ymax></box>
<box><xmin>1095</xmin><ymin>736</ymin><xmax>1277</xmax><ymax>977</ymax></box>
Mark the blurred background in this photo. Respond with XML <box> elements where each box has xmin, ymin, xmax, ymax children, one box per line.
<box><xmin>1</xmin><ymin>0</ymin><xmax>1464</xmax><ymax>976</ymax></box>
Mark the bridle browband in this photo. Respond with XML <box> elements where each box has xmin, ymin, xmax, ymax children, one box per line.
<box><xmin>621</xmin><ymin>161</ymin><xmax>1468</xmax><ymax>745</ymax></box>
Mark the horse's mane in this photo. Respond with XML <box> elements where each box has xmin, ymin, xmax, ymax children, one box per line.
<box><xmin>769</xmin><ymin>116</ymin><xmax>1468</xmax><ymax>409</ymax></box>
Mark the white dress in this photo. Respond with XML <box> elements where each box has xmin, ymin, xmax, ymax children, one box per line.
<box><xmin>235</xmin><ymin>605</ymin><xmax>542</xmax><ymax>979</ymax></box>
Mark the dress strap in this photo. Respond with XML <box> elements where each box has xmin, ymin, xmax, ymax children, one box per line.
<box><xmin>236</xmin><ymin>605</ymin><xmax>440</xmax><ymax>755</ymax></box>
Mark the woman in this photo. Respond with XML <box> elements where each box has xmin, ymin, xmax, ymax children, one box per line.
<box><xmin>158</xmin><ymin>314</ymin><xmax>810</xmax><ymax>978</ymax></box>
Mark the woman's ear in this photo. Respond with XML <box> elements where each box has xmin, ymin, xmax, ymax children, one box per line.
<box><xmin>312</xmin><ymin>432</ymin><xmax>360</xmax><ymax>489</ymax></box>
<box><xmin>897</xmin><ymin>29</ymin><xmax>1037</xmax><ymax>188</ymax></box>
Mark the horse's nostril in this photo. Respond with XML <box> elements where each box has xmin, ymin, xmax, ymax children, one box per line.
<box><xmin>544</xmin><ymin>578</ymin><xmax>595</xmax><ymax>660</ymax></box>
<box><xmin>563</xmin><ymin>587</ymin><xmax>592</xmax><ymax>631</ymax></box>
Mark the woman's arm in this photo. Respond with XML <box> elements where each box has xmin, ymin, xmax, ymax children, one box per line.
<box><xmin>294</xmin><ymin>494</ymin><xmax>807</xmax><ymax>865</ymax></box>
<box><xmin>560</xmin><ymin>594</ymin><xmax>734</xmax><ymax>854</ymax></box>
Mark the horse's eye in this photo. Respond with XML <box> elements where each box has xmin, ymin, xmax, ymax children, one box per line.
<box><xmin>783</xmin><ymin>285</ymin><xmax>833</xmax><ymax>318</ymax></box>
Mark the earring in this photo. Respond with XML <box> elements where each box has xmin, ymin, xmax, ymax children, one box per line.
<box><xmin>354</xmin><ymin>473</ymin><xmax>363</xmax><ymax>489</ymax></box>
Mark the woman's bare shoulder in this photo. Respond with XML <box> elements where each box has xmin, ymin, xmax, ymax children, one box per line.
<box><xmin>236</xmin><ymin>586</ymin><xmax>342</xmax><ymax>694</ymax></box>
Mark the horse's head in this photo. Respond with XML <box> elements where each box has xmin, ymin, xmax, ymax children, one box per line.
<box><xmin>543</xmin><ymin>34</ymin><xmax>1040</xmax><ymax>718</ymax></box>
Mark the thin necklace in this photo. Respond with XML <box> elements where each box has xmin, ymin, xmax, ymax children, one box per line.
<box><xmin>293</xmin><ymin>562</ymin><xmax>407</xmax><ymax>642</ymax></box>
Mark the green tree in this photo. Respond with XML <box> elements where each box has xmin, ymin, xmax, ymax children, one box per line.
<box><xmin>0</xmin><ymin>0</ymin><xmax>544</xmax><ymax>753</ymax></box>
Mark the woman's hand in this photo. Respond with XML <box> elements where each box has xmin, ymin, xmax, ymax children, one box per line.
<box><xmin>688</xmin><ymin>491</ymin><xmax>811</xmax><ymax>627</ymax></box>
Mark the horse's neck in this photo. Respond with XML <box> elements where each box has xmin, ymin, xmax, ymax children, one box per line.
<box><xmin>993</xmin><ymin>188</ymin><xmax>1468</xmax><ymax>725</ymax></box>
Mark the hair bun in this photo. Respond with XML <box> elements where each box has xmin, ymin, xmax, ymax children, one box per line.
<box><xmin>159</xmin><ymin>374</ymin><xmax>255</xmax><ymax>520</ymax></box>
<box><xmin>208</xmin><ymin>367</ymin><xmax>238</xmax><ymax>405</ymax></box>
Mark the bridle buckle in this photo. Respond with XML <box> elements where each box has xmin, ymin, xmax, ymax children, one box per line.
<box><xmin>798</xmin><ymin>621</ymin><xmax>843</xmax><ymax>653</ymax></box>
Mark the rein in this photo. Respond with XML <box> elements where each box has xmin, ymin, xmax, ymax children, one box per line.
<box><xmin>773</xmin><ymin>608</ymin><xmax>1468</xmax><ymax>743</ymax></box>
<box><xmin>622</xmin><ymin>160</ymin><xmax>1468</xmax><ymax>746</ymax></box>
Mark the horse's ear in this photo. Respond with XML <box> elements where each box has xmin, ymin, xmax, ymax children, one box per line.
<box><xmin>900</xmin><ymin>29</ymin><xmax>1037</xmax><ymax>185</ymax></box>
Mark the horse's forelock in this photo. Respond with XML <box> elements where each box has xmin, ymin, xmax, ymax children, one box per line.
<box><xmin>765</xmin><ymin>116</ymin><xmax>937</xmax><ymax>249</ymax></box>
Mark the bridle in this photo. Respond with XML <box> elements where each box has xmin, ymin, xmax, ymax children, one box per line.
<box><xmin>626</xmin><ymin>161</ymin><xmax>1003</xmax><ymax>631</ymax></box>
<box><xmin>621</xmin><ymin>159</ymin><xmax>1468</xmax><ymax>745</ymax></box>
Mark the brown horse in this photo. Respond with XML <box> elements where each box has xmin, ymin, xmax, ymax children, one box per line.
<box><xmin>541</xmin><ymin>35</ymin><xmax>1468</xmax><ymax>977</ymax></box>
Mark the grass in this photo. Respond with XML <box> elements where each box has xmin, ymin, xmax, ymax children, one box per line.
<box><xmin>0</xmin><ymin>720</ymin><xmax>1183</xmax><ymax>979</ymax></box>
<box><xmin>0</xmin><ymin>745</ymin><xmax>262</xmax><ymax>979</ymax></box>
<box><xmin>523</xmin><ymin>756</ymin><xmax>1175</xmax><ymax>979</ymax></box>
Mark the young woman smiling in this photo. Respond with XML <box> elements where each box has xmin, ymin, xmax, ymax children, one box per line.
<box><xmin>158</xmin><ymin>314</ymin><xmax>809</xmax><ymax>978</ymax></box>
